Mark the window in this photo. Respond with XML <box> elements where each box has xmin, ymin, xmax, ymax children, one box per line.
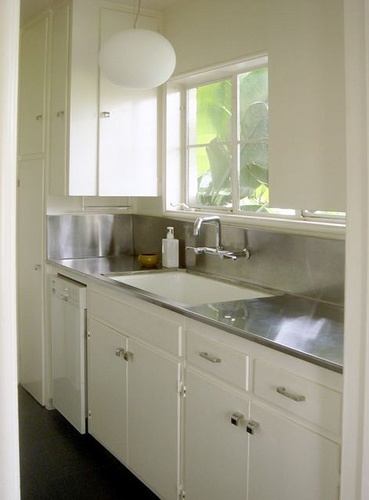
<box><xmin>165</xmin><ymin>56</ymin><xmax>345</xmax><ymax>228</ymax></box>
<box><xmin>186</xmin><ymin>58</ymin><xmax>271</xmax><ymax>213</ymax></box>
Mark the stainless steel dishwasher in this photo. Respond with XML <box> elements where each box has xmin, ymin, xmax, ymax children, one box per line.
<box><xmin>50</xmin><ymin>275</ymin><xmax>87</xmax><ymax>433</ymax></box>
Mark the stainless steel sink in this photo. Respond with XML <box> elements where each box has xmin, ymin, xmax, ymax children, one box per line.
<box><xmin>104</xmin><ymin>270</ymin><xmax>273</xmax><ymax>306</ymax></box>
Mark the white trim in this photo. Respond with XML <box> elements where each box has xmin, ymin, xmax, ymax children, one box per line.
<box><xmin>0</xmin><ymin>0</ymin><xmax>20</xmax><ymax>499</ymax></box>
<box><xmin>341</xmin><ymin>0</ymin><xmax>369</xmax><ymax>497</ymax></box>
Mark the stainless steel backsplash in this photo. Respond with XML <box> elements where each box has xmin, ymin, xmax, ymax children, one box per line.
<box><xmin>47</xmin><ymin>214</ymin><xmax>345</xmax><ymax>305</ymax></box>
<box><xmin>47</xmin><ymin>214</ymin><xmax>134</xmax><ymax>259</ymax></box>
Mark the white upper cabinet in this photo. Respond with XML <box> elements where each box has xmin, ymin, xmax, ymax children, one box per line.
<box><xmin>49</xmin><ymin>0</ymin><xmax>99</xmax><ymax>196</ymax></box>
<box><xmin>18</xmin><ymin>13</ymin><xmax>49</xmax><ymax>157</ymax></box>
<box><xmin>267</xmin><ymin>0</ymin><xmax>346</xmax><ymax>211</ymax></box>
<box><xmin>48</xmin><ymin>1</ymin><xmax>159</xmax><ymax>197</ymax></box>
<box><xmin>98</xmin><ymin>7</ymin><xmax>159</xmax><ymax>196</ymax></box>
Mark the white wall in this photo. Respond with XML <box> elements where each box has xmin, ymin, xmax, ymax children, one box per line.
<box><xmin>0</xmin><ymin>0</ymin><xmax>21</xmax><ymax>498</ymax></box>
<box><xmin>164</xmin><ymin>0</ymin><xmax>267</xmax><ymax>74</ymax></box>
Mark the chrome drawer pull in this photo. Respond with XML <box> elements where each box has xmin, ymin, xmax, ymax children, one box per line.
<box><xmin>199</xmin><ymin>351</ymin><xmax>221</xmax><ymax>363</ymax></box>
<box><xmin>277</xmin><ymin>386</ymin><xmax>306</xmax><ymax>402</ymax></box>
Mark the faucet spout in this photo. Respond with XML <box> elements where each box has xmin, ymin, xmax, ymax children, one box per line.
<box><xmin>193</xmin><ymin>216</ymin><xmax>222</xmax><ymax>250</ymax></box>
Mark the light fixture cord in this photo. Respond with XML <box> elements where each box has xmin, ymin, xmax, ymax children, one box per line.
<box><xmin>133</xmin><ymin>0</ymin><xmax>142</xmax><ymax>29</ymax></box>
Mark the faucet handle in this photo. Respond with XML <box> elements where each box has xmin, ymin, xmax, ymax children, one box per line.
<box><xmin>186</xmin><ymin>246</ymin><xmax>206</xmax><ymax>255</ymax></box>
<box><xmin>232</xmin><ymin>248</ymin><xmax>251</xmax><ymax>260</ymax></box>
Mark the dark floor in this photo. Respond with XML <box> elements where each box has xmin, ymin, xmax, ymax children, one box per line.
<box><xmin>18</xmin><ymin>385</ymin><xmax>159</xmax><ymax>499</ymax></box>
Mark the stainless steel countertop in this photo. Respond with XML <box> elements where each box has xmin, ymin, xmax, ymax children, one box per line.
<box><xmin>47</xmin><ymin>256</ymin><xmax>343</xmax><ymax>374</ymax></box>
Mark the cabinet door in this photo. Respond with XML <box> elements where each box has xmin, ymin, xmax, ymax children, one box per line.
<box><xmin>98</xmin><ymin>8</ymin><xmax>159</xmax><ymax>196</ymax></box>
<box><xmin>18</xmin><ymin>14</ymin><xmax>49</xmax><ymax>156</ymax></box>
<box><xmin>184</xmin><ymin>369</ymin><xmax>249</xmax><ymax>500</ymax></box>
<box><xmin>49</xmin><ymin>0</ymin><xmax>99</xmax><ymax>196</ymax></box>
<box><xmin>17</xmin><ymin>160</ymin><xmax>44</xmax><ymax>404</ymax></box>
<box><xmin>248</xmin><ymin>403</ymin><xmax>341</xmax><ymax>500</ymax></box>
<box><xmin>88</xmin><ymin>319</ymin><xmax>127</xmax><ymax>463</ymax></box>
<box><xmin>127</xmin><ymin>338</ymin><xmax>181</xmax><ymax>500</ymax></box>
<box><xmin>49</xmin><ymin>3</ymin><xmax>69</xmax><ymax>196</ymax></box>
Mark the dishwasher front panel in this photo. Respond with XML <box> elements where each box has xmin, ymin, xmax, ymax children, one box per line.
<box><xmin>50</xmin><ymin>275</ymin><xmax>87</xmax><ymax>433</ymax></box>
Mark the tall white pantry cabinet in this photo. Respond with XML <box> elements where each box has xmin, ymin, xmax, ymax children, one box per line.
<box><xmin>17</xmin><ymin>11</ymin><xmax>49</xmax><ymax>405</ymax></box>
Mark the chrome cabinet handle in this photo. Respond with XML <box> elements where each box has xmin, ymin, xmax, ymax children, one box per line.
<box><xmin>231</xmin><ymin>413</ymin><xmax>260</xmax><ymax>435</ymax></box>
<box><xmin>100</xmin><ymin>111</ymin><xmax>111</xmax><ymax>118</ymax></box>
<box><xmin>115</xmin><ymin>348</ymin><xmax>133</xmax><ymax>361</ymax></box>
<box><xmin>246</xmin><ymin>420</ymin><xmax>260</xmax><ymax>435</ymax></box>
<box><xmin>123</xmin><ymin>350</ymin><xmax>133</xmax><ymax>361</ymax></box>
<box><xmin>199</xmin><ymin>351</ymin><xmax>221</xmax><ymax>363</ymax></box>
<box><xmin>277</xmin><ymin>386</ymin><xmax>306</xmax><ymax>402</ymax></box>
<box><xmin>115</xmin><ymin>347</ymin><xmax>125</xmax><ymax>357</ymax></box>
<box><xmin>231</xmin><ymin>412</ymin><xmax>244</xmax><ymax>426</ymax></box>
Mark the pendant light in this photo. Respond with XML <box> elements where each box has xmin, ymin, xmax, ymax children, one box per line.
<box><xmin>99</xmin><ymin>0</ymin><xmax>176</xmax><ymax>90</ymax></box>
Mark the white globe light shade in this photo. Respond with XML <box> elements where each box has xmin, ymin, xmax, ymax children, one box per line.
<box><xmin>99</xmin><ymin>29</ymin><xmax>176</xmax><ymax>90</ymax></box>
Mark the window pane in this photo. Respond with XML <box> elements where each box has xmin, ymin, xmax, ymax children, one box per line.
<box><xmin>188</xmin><ymin>81</ymin><xmax>232</xmax><ymax>145</ymax></box>
<box><xmin>187</xmin><ymin>79</ymin><xmax>233</xmax><ymax>208</ymax></box>
<box><xmin>188</xmin><ymin>144</ymin><xmax>232</xmax><ymax>207</ymax></box>
<box><xmin>238</xmin><ymin>68</ymin><xmax>269</xmax><ymax>212</ymax></box>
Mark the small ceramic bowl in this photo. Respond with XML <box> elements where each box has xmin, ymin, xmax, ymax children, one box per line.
<box><xmin>138</xmin><ymin>253</ymin><xmax>159</xmax><ymax>268</ymax></box>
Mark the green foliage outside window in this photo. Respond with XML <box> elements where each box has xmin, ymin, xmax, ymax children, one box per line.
<box><xmin>189</xmin><ymin>67</ymin><xmax>269</xmax><ymax>212</ymax></box>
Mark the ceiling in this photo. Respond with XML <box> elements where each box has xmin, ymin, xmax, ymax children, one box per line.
<box><xmin>20</xmin><ymin>0</ymin><xmax>184</xmax><ymax>23</ymax></box>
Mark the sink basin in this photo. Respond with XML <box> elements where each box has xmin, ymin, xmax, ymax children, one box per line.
<box><xmin>106</xmin><ymin>271</ymin><xmax>273</xmax><ymax>306</ymax></box>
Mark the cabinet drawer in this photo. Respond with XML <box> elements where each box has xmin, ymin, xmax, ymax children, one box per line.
<box><xmin>89</xmin><ymin>290</ymin><xmax>182</xmax><ymax>356</ymax></box>
<box><xmin>186</xmin><ymin>330</ymin><xmax>249</xmax><ymax>391</ymax></box>
<box><xmin>254</xmin><ymin>359</ymin><xmax>342</xmax><ymax>434</ymax></box>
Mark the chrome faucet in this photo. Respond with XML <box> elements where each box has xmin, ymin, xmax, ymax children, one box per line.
<box><xmin>187</xmin><ymin>215</ymin><xmax>251</xmax><ymax>260</ymax></box>
<box><xmin>193</xmin><ymin>215</ymin><xmax>222</xmax><ymax>251</ymax></box>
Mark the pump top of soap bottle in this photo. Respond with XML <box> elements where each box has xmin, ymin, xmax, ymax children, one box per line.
<box><xmin>167</xmin><ymin>227</ymin><xmax>174</xmax><ymax>239</ymax></box>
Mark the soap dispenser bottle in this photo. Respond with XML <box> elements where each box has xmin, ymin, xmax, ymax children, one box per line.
<box><xmin>162</xmin><ymin>227</ymin><xmax>179</xmax><ymax>268</ymax></box>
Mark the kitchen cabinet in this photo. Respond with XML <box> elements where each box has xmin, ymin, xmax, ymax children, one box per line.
<box><xmin>17</xmin><ymin>159</ymin><xmax>45</xmax><ymax>404</ymax></box>
<box><xmin>98</xmin><ymin>7</ymin><xmax>159</xmax><ymax>196</ymax></box>
<box><xmin>248</xmin><ymin>404</ymin><xmax>340</xmax><ymax>499</ymax></box>
<box><xmin>184</xmin><ymin>368</ymin><xmax>249</xmax><ymax>499</ymax></box>
<box><xmin>17</xmin><ymin>12</ymin><xmax>49</xmax><ymax>404</ymax></box>
<box><xmin>49</xmin><ymin>0</ymin><xmax>99</xmax><ymax>196</ymax></box>
<box><xmin>87</xmin><ymin>286</ymin><xmax>184</xmax><ymax>499</ymax></box>
<box><xmin>18</xmin><ymin>12</ymin><xmax>49</xmax><ymax>157</ymax></box>
<box><xmin>88</xmin><ymin>318</ymin><xmax>127</xmax><ymax>463</ymax></box>
<box><xmin>48</xmin><ymin>2</ymin><xmax>159</xmax><ymax>197</ymax></box>
<box><xmin>61</xmin><ymin>274</ymin><xmax>342</xmax><ymax>499</ymax></box>
<box><xmin>184</xmin><ymin>322</ymin><xmax>342</xmax><ymax>500</ymax></box>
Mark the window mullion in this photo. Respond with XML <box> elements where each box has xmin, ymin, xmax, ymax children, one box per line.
<box><xmin>231</xmin><ymin>73</ymin><xmax>240</xmax><ymax>212</ymax></box>
<box><xmin>182</xmin><ymin>87</ymin><xmax>190</xmax><ymax>206</ymax></box>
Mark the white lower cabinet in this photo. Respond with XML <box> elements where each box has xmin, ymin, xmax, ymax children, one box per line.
<box><xmin>248</xmin><ymin>403</ymin><xmax>340</xmax><ymax>500</ymax></box>
<box><xmin>88</xmin><ymin>319</ymin><xmax>128</xmax><ymax>464</ymax></box>
<box><xmin>184</xmin><ymin>323</ymin><xmax>342</xmax><ymax>500</ymax></box>
<box><xmin>184</xmin><ymin>368</ymin><xmax>249</xmax><ymax>500</ymax></box>
<box><xmin>86</xmin><ymin>286</ymin><xmax>342</xmax><ymax>500</ymax></box>
<box><xmin>87</xmin><ymin>288</ymin><xmax>183</xmax><ymax>499</ymax></box>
